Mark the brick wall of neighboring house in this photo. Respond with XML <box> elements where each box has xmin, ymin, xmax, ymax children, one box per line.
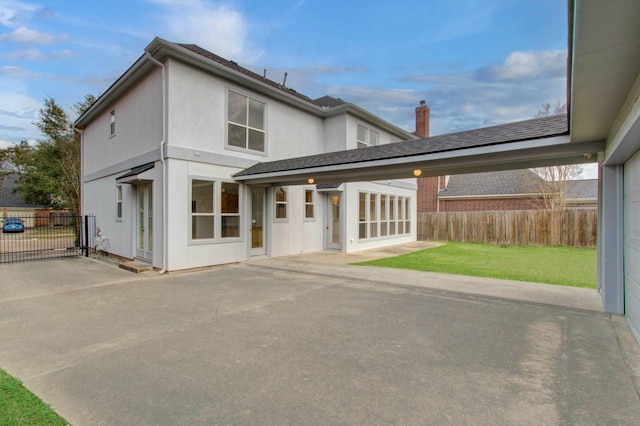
<box><xmin>439</xmin><ymin>197</ymin><xmax>546</xmax><ymax>212</ymax></box>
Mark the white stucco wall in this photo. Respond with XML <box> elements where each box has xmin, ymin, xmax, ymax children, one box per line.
<box><xmin>83</xmin><ymin>163</ymin><xmax>164</xmax><ymax>268</ymax></box>
<box><xmin>82</xmin><ymin>69</ymin><xmax>163</xmax><ymax>176</ymax></box>
<box><xmin>323</xmin><ymin>115</ymin><xmax>348</xmax><ymax>152</ymax></box>
<box><xmin>166</xmin><ymin>59</ymin><xmax>325</xmax><ymax>162</ymax></box>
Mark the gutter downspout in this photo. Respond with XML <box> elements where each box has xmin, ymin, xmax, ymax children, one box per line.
<box><xmin>145</xmin><ymin>52</ymin><xmax>168</xmax><ymax>274</ymax></box>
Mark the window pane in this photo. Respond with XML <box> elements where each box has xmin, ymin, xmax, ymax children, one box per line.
<box><xmin>248</xmin><ymin>98</ymin><xmax>264</xmax><ymax>129</ymax></box>
<box><xmin>390</xmin><ymin>222</ymin><xmax>396</xmax><ymax>235</ymax></box>
<box><xmin>405</xmin><ymin>221</ymin><xmax>410</xmax><ymax>234</ymax></box>
<box><xmin>305</xmin><ymin>204</ymin><xmax>314</xmax><ymax>219</ymax></box>
<box><xmin>381</xmin><ymin>195</ymin><xmax>387</xmax><ymax>220</ymax></box>
<box><xmin>192</xmin><ymin>216</ymin><xmax>214</xmax><ymax>239</ymax></box>
<box><xmin>221</xmin><ymin>183</ymin><xmax>239</xmax><ymax>213</ymax></box>
<box><xmin>370</xmin><ymin>131</ymin><xmax>378</xmax><ymax>146</ymax></box>
<box><xmin>359</xmin><ymin>223</ymin><xmax>366</xmax><ymax>239</ymax></box>
<box><xmin>228</xmin><ymin>91</ymin><xmax>247</xmax><ymax>124</ymax></box>
<box><xmin>222</xmin><ymin>216</ymin><xmax>240</xmax><ymax>238</ymax></box>
<box><xmin>117</xmin><ymin>203</ymin><xmax>122</xmax><ymax>219</ymax></box>
<box><xmin>359</xmin><ymin>193</ymin><xmax>366</xmax><ymax>221</ymax></box>
<box><xmin>276</xmin><ymin>203</ymin><xmax>287</xmax><ymax>219</ymax></box>
<box><xmin>390</xmin><ymin>196</ymin><xmax>396</xmax><ymax>220</ymax></box>
<box><xmin>248</xmin><ymin>129</ymin><xmax>265</xmax><ymax>152</ymax></box>
<box><xmin>381</xmin><ymin>222</ymin><xmax>387</xmax><ymax>236</ymax></box>
<box><xmin>305</xmin><ymin>190</ymin><xmax>313</xmax><ymax>203</ymax></box>
<box><xmin>357</xmin><ymin>125</ymin><xmax>366</xmax><ymax>142</ymax></box>
<box><xmin>370</xmin><ymin>223</ymin><xmax>377</xmax><ymax>238</ymax></box>
<box><xmin>228</xmin><ymin>124</ymin><xmax>246</xmax><ymax>148</ymax></box>
<box><xmin>398</xmin><ymin>221</ymin><xmax>404</xmax><ymax>235</ymax></box>
<box><xmin>275</xmin><ymin>187</ymin><xmax>287</xmax><ymax>202</ymax></box>
<box><xmin>369</xmin><ymin>194</ymin><xmax>377</xmax><ymax>220</ymax></box>
<box><xmin>192</xmin><ymin>180</ymin><xmax>213</xmax><ymax>214</ymax></box>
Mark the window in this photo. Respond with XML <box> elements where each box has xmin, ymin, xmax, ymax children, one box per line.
<box><xmin>357</xmin><ymin>124</ymin><xmax>378</xmax><ymax>149</ymax></box>
<box><xmin>221</xmin><ymin>182</ymin><xmax>240</xmax><ymax>238</ymax></box>
<box><xmin>358</xmin><ymin>191</ymin><xmax>411</xmax><ymax>241</ymax></box>
<box><xmin>109</xmin><ymin>110</ymin><xmax>115</xmax><ymax>137</ymax></box>
<box><xmin>275</xmin><ymin>187</ymin><xmax>287</xmax><ymax>220</ymax></box>
<box><xmin>191</xmin><ymin>179</ymin><xmax>215</xmax><ymax>240</ymax></box>
<box><xmin>227</xmin><ymin>90</ymin><xmax>266</xmax><ymax>152</ymax></box>
<box><xmin>359</xmin><ymin>192</ymin><xmax>367</xmax><ymax>239</ymax></box>
<box><xmin>116</xmin><ymin>185</ymin><xmax>123</xmax><ymax>221</ymax></box>
<box><xmin>304</xmin><ymin>189</ymin><xmax>315</xmax><ymax>220</ymax></box>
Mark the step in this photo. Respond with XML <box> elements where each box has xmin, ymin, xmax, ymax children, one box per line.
<box><xmin>119</xmin><ymin>261</ymin><xmax>153</xmax><ymax>274</ymax></box>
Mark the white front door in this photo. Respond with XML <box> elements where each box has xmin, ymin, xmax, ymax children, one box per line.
<box><xmin>251</xmin><ymin>187</ymin><xmax>266</xmax><ymax>256</ymax></box>
<box><xmin>326</xmin><ymin>192</ymin><xmax>341</xmax><ymax>250</ymax></box>
<box><xmin>136</xmin><ymin>183</ymin><xmax>153</xmax><ymax>260</ymax></box>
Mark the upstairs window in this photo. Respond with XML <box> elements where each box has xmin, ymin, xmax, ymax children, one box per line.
<box><xmin>109</xmin><ymin>110</ymin><xmax>116</xmax><ymax>137</ymax></box>
<box><xmin>357</xmin><ymin>124</ymin><xmax>378</xmax><ymax>149</ymax></box>
<box><xmin>227</xmin><ymin>90</ymin><xmax>266</xmax><ymax>153</ymax></box>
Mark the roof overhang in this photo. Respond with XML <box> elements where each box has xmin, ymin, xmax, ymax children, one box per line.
<box><xmin>234</xmin><ymin>135</ymin><xmax>602</xmax><ymax>186</ymax></box>
<box><xmin>116</xmin><ymin>162</ymin><xmax>155</xmax><ymax>184</ymax></box>
<box><xmin>569</xmin><ymin>0</ymin><xmax>640</xmax><ymax>150</ymax></box>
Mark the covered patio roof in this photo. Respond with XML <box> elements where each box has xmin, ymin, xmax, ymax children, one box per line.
<box><xmin>233</xmin><ymin>115</ymin><xmax>603</xmax><ymax>186</ymax></box>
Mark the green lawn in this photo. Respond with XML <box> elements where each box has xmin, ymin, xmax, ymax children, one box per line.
<box><xmin>354</xmin><ymin>242</ymin><xmax>597</xmax><ymax>288</ymax></box>
<box><xmin>0</xmin><ymin>368</ymin><xmax>68</xmax><ymax>426</ymax></box>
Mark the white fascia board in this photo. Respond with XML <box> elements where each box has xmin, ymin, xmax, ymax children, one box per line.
<box><xmin>603</xmin><ymin>70</ymin><xmax>640</xmax><ymax>165</ymax></box>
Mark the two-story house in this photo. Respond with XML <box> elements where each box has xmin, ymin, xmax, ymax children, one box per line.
<box><xmin>75</xmin><ymin>38</ymin><xmax>418</xmax><ymax>272</ymax></box>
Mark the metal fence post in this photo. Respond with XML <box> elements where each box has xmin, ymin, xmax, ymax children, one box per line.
<box><xmin>84</xmin><ymin>215</ymin><xmax>89</xmax><ymax>257</ymax></box>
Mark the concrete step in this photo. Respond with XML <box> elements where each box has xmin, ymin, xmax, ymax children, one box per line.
<box><xmin>119</xmin><ymin>261</ymin><xmax>153</xmax><ymax>274</ymax></box>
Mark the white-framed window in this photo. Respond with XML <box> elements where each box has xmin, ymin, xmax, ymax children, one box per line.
<box><xmin>221</xmin><ymin>182</ymin><xmax>240</xmax><ymax>238</ymax></box>
<box><xmin>190</xmin><ymin>179</ymin><xmax>242</xmax><ymax>241</ymax></box>
<box><xmin>116</xmin><ymin>185</ymin><xmax>123</xmax><ymax>221</ymax></box>
<box><xmin>358</xmin><ymin>191</ymin><xmax>411</xmax><ymax>241</ymax></box>
<box><xmin>191</xmin><ymin>179</ymin><xmax>215</xmax><ymax>240</ymax></box>
<box><xmin>109</xmin><ymin>110</ymin><xmax>116</xmax><ymax>137</ymax></box>
<box><xmin>275</xmin><ymin>187</ymin><xmax>287</xmax><ymax>220</ymax></box>
<box><xmin>304</xmin><ymin>189</ymin><xmax>315</xmax><ymax>220</ymax></box>
<box><xmin>227</xmin><ymin>90</ymin><xmax>266</xmax><ymax>153</ymax></box>
<box><xmin>357</xmin><ymin>124</ymin><xmax>379</xmax><ymax>149</ymax></box>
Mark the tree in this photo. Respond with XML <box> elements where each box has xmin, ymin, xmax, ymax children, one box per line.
<box><xmin>533</xmin><ymin>101</ymin><xmax>583</xmax><ymax>209</ymax></box>
<box><xmin>2</xmin><ymin>95</ymin><xmax>96</xmax><ymax>217</ymax></box>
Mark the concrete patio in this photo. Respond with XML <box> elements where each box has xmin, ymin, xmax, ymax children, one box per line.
<box><xmin>0</xmin><ymin>249</ymin><xmax>639</xmax><ymax>425</ymax></box>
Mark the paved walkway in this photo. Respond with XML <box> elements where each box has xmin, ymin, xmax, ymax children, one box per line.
<box><xmin>0</xmin><ymin>246</ymin><xmax>639</xmax><ymax>425</ymax></box>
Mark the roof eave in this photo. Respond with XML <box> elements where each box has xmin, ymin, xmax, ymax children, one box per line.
<box><xmin>324</xmin><ymin>103</ymin><xmax>417</xmax><ymax>140</ymax></box>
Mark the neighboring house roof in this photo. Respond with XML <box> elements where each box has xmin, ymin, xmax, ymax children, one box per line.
<box><xmin>440</xmin><ymin>169</ymin><xmax>541</xmax><ymax>197</ymax></box>
<box><xmin>0</xmin><ymin>174</ymin><xmax>41</xmax><ymax>208</ymax></box>
<box><xmin>566</xmin><ymin>179</ymin><xmax>598</xmax><ymax>200</ymax></box>
<box><xmin>438</xmin><ymin>170</ymin><xmax>598</xmax><ymax>201</ymax></box>
<box><xmin>235</xmin><ymin>114</ymin><xmax>569</xmax><ymax>178</ymax></box>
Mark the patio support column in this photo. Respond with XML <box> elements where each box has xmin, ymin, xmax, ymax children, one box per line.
<box><xmin>598</xmin><ymin>164</ymin><xmax>624</xmax><ymax>314</ymax></box>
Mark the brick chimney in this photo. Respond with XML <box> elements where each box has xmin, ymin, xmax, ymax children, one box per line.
<box><xmin>415</xmin><ymin>100</ymin><xmax>430</xmax><ymax>138</ymax></box>
<box><xmin>414</xmin><ymin>100</ymin><xmax>441</xmax><ymax>212</ymax></box>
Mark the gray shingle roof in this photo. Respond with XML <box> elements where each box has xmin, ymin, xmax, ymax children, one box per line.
<box><xmin>0</xmin><ymin>174</ymin><xmax>41</xmax><ymax>208</ymax></box>
<box><xmin>440</xmin><ymin>169</ymin><xmax>541</xmax><ymax>196</ymax></box>
<box><xmin>314</xmin><ymin>96</ymin><xmax>347</xmax><ymax>108</ymax></box>
<box><xmin>566</xmin><ymin>179</ymin><xmax>598</xmax><ymax>199</ymax></box>
<box><xmin>234</xmin><ymin>114</ymin><xmax>568</xmax><ymax>177</ymax></box>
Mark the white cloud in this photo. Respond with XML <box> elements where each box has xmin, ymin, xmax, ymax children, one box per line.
<box><xmin>0</xmin><ymin>48</ymin><xmax>72</xmax><ymax>60</ymax></box>
<box><xmin>476</xmin><ymin>50</ymin><xmax>567</xmax><ymax>81</ymax></box>
<box><xmin>146</xmin><ymin>0</ymin><xmax>260</xmax><ymax>62</ymax></box>
<box><xmin>0</xmin><ymin>26</ymin><xmax>69</xmax><ymax>43</ymax></box>
<box><xmin>0</xmin><ymin>0</ymin><xmax>36</xmax><ymax>27</ymax></box>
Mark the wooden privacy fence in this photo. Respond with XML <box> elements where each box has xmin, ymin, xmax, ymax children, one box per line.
<box><xmin>417</xmin><ymin>208</ymin><xmax>598</xmax><ymax>247</ymax></box>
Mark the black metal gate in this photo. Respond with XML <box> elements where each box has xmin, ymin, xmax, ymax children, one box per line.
<box><xmin>0</xmin><ymin>214</ymin><xmax>96</xmax><ymax>264</ymax></box>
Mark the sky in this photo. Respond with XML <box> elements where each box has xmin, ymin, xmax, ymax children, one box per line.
<box><xmin>0</xmin><ymin>0</ymin><xmax>595</xmax><ymax>176</ymax></box>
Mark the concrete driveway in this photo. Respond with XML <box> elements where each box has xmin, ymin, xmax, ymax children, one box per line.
<box><xmin>1</xmin><ymin>250</ymin><xmax>640</xmax><ymax>425</ymax></box>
